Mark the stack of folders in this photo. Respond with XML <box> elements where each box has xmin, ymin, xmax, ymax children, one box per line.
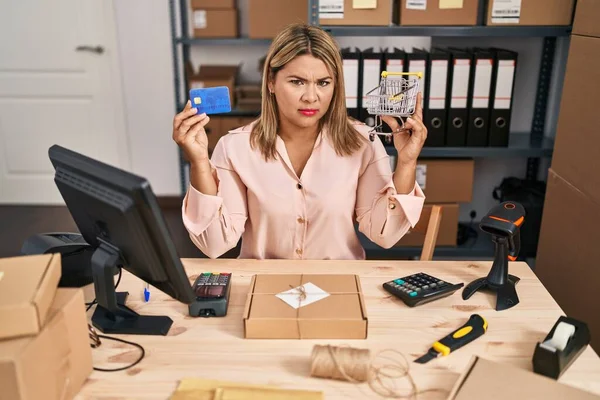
<box><xmin>341</xmin><ymin>47</ymin><xmax>518</xmax><ymax>147</ymax></box>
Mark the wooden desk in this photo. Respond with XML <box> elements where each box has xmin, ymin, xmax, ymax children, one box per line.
<box><xmin>80</xmin><ymin>260</ymin><xmax>600</xmax><ymax>399</ymax></box>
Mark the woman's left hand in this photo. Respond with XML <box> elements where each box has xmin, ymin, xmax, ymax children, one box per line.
<box><xmin>381</xmin><ymin>92</ymin><xmax>428</xmax><ymax>167</ymax></box>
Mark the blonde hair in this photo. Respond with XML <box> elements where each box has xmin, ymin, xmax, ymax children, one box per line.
<box><xmin>250</xmin><ymin>23</ymin><xmax>365</xmax><ymax>160</ymax></box>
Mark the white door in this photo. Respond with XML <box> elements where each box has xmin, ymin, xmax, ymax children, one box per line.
<box><xmin>0</xmin><ymin>0</ymin><xmax>129</xmax><ymax>204</ymax></box>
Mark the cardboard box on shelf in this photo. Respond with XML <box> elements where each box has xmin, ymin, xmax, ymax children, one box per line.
<box><xmin>243</xmin><ymin>274</ymin><xmax>368</xmax><ymax>339</ymax></box>
<box><xmin>536</xmin><ymin>169</ymin><xmax>600</xmax><ymax>352</ymax></box>
<box><xmin>573</xmin><ymin>0</ymin><xmax>600</xmax><ymax>38</ymax></box>
<box><xmin>0</xmin><ymin>254</ymin><xmax>61</xmax><ymax>340</ymax></box>
<box><xmin>0</xmin><ymin>288</ymin><xmax>93</xmax><ymax>400</ymax></box>
<box><xmin>208</xmin><ymin>117</ymin><xmax>257</xmax><ymax>153</ymax></box>
<box><xmin>485</xmin><ymin>0</ymin><xmax>575</xmax><ymax>26</ymax></box>
<box><xmin>399</xmin><ymin>0</ymin><xmax>480</xmax><ymax>26</ymax></box>
<box><xmin>190</xmin><ymin>8</ymin><xmax>238</xmax><ymax>38</ymax></box>
<box><xmin>394</xmin><ymin>203</ymin><xmax>459</xmax><ymax>247</ymax></box>
<box><xmin>187</xmin><ymin>63</ymin><xmax>239</xmax><ymax>106</ymax></box>
<box><xmin>248</xmin><ymin>0</ymin><xmax>307</xmax><ymax>39</ymax></box>
<box><xmin>448</xmin><ymin>356</ymin><xmax>600</xmax><ymax>399</ymax></box>
<box><xmin>551</xmin><ymin>35</ymin><xmax>600</xmax><ymax>202</ymax></box>
<box><xmin>235</xmin><ymin>85</ymin><xmax>262</xmax><ymax>111</ymax></box>
<box><xmin>191</xmin><ymin>0</ymin><xmax>235</xmax><ymax>8</ymax></box>
<box><xmin>319</xmin><ymin>0</ymin><xmax>396</xmax><ymax>26</ymax></box>
<box><xmin>204</xmin><ymin>116</ymin><xmax>222</xmax><ymax>153</ymax></box>
<box><xmin>413</xmin><ymin>159</ymin><xmax>474</xmax><ymax>203</ymax></box>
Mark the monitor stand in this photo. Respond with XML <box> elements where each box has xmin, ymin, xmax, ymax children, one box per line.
<box><xmin>91</xmin><ymin>241</ymin><xmax>173</xmax><ymax>335</ymax></box>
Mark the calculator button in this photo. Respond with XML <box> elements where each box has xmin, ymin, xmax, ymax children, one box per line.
<box><xmin>422</xmin><ymin>285</ymin><xmax>429</xmax><ymax>289</ymax></box>
<box><xmin>415</xmin><ymin>288</ymin><xmax>422</xmax><ymax>292</ymax></box>
<box><xmin>430</xmin><ymin>283</ymin><xmax>437</xmax><ymax>288</ymax></box>
<box><xmin>394</xmin><ymin>279</ymin><xmax>405</xmax><ymax>285</ymax></box>
<box><xmin>409</xmin><ymin>292</ymin><xmax>417</xmax><ymax>297</ymax></box>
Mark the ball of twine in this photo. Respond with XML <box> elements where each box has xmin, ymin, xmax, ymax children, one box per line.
<box><xmin>310</xmin><ymin>344</ymin><xmax>445</xmax><ymax>399</ymax></box>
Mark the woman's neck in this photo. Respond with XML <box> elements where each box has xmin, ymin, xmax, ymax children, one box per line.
<box><xmin>278</xmin><ymin>118</ymin><xmax>319</xmax><ymax>143</ymax></box>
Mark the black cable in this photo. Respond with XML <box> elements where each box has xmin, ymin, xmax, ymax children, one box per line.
<box><xmin>92</xmin><ymin>334</ymin><xmax>145</xmax><ymax>372</ymax></box>
<box><xmin>84</xmin><ymin>266</ymin><xmax>145</xmax><ymax>372</ymax></box>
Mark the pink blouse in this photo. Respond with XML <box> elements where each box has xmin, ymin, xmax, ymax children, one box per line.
<box><xmin>182</xmin><ymin>121</ymin><xmax>425</xmax><ymax>260</ymax></box>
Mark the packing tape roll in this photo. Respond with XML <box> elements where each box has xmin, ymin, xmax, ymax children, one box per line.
<box><xmin>540</xmin><ymin>322</ymin><xmax>576</xmax><ymax>352</ymax></box>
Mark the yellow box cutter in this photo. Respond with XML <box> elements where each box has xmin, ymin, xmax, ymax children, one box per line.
<box><xmin>414</xmin><ymin>314</ymin><xmax>488</xmax><ymax>364</ymax></box>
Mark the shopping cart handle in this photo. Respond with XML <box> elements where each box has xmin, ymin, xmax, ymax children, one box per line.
<box><xmin>381</xmin><ymin>71</ymin><xmax>423</xmax><ymax>79</ymax></box>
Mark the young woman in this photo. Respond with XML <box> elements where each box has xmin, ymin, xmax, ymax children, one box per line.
<box><xmin>172</xmin><ymin>23</ymin><xmax>427</xmax><ymax>260</ymax></box>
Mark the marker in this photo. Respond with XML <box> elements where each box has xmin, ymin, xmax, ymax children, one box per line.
<box><xmin>144</xmin><ymin>283</ymin><xmax>150</xmax><ymax>302</ymax></box>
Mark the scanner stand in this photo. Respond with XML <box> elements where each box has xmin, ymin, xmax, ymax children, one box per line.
<box><xmin>462</xmin><ymin>236</ymin><xmax>520</xmax><ymax>311</ymax></box>
<box><xmin>91</xmin><ymin>241</ymin><xmax>173</xmax><ymax>336</ymax></box>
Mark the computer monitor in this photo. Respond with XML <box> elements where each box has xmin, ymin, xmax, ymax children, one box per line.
<box><xmin>48</xmin><ymin>145</ymin><xmax>195</xmax><ymax>336</ymax></box>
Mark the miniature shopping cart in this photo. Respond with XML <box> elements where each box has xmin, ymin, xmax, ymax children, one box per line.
<box><xmin>364</xmin><ymin>71</ymin><xmax>423</xmax><ymax>142</ymax></box>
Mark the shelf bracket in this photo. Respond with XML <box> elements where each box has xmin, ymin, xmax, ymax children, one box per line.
<box><xmin>528</xmin><ymin>36</ymin><xmax>556</xmax><ymax>181</ymax></box>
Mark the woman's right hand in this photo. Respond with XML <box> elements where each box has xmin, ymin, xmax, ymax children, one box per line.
<box><xmin>172</xmin><ymin>100</ymin><xmax>210</xmax><ymax>165</ymax></box>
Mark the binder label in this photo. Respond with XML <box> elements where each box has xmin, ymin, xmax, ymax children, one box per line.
<box><xmin>386</xmin><ymin>60</ymin><xmax>404</xmax><ymax>73</ymax></box>
<box><xmin>491</xmin><ymin>0</ymin><xmax>521</xmax><ymax>24</ymax></box>
<box><xmin>430</xmin><ymin>60</ymin><xmax>448</xmax><ymax>110</ymax></box>
<box><xmin>451</xmin><ymin>59</ymin><xmax>470</xmax><ymax>109</ymax></box>
<box><xmin>409</xmin><ymin>60</ymin><xmax>426</xmax><ymax>99</ymax></box>
<box><xmin>473</xmin><ymin>59</ymin><xmax>492</xmax><ymax>109</ymax></box>
<box><xmin>320</xmin><ymin>0</ymin><xmax>344</xmax><ymax>19</ymax></box>
<box><xmin>343</xmin><ymin>59</ymin><xmax>359</xmax><ymax>108</ymax></box>
<box><xmin>494</xmin><ymin>60</ymin><xmax>515</xmax><ymax>109</ymax></box>
<box><xmin>406</xmin><ymin>0</ymin><xmax>427</xmax><ymax>10</ymax></box>
<box><xmin>362</xmin><ymin>59</ymin><xmax>381</xmax><ymax>109</ymax></box>
<box><xmin>416</xmin><ymin>164</ymin><xmax>427</xmax><ymax>190</ymax></box>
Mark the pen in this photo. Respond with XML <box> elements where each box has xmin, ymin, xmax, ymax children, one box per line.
<box><xmin>144</xmin><ymin>283</ymin><xmax>150</xmax><ymax>302</ymax></box>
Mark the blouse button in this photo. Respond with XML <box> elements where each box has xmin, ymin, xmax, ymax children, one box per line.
<box><xmin>389</xmin><ymin>203</ymin><xmax>396</xmax><ymax>210</ymax></box>
<box><xmin>296</xmin><ymin>183</ymin><xmax>303</xmax><ymax>190</ymax></box>
<box><xmin>296</xmin><ymin>248</ymin><xmax>303</xmax><ymax>255</ymax></box>
<box><xmin>297</xmin><ymin>217</ymin><xmax>305</xmax><ymax>224</ymax></box>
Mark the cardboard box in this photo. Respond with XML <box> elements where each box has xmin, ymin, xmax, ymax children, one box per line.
<box><xmin>415</xmin><ymin>159</ymin><xmax>474</xmax><ymax>203</ymax></box>
<box><xmin>0</xmin><ymin>288</ymin><xmax>93</xmax><ymax>400</ymax></box>
<box><xmin>485</xmin><ymin>0</ymin><xmax>575</xmax><ymax>26</ymax></box>
<box><xmin>399</xmin><ymin>0</ymin><xmax>480</xmax><ymax>26</ymax></box>
<box><xmin>536</xmin><ymin>169</ymin><xmax>600</xmax><ymax>352</ymax></box>
<box><xmin>448</xmin><ymin>356</ymin><xmax>600</xmax><ymax>400</ymax></box>
<box><xmin>191</xmin><ymin>0</ymin><xmax>235</xmax><ymax>8</ymax></box>
<box><xmin>187</xmin><ymin>63</ymin><xmax>239</xmax><ymax>106</ymax></box>
<box><xmin>573</xmin><ymin>0</ymin><xmax>600</xmax><ymax>37</ymax></box>
<box><xmin>208</xmin><ymin>116</ymin><xmax>256</xmax><ymax>153</ymax></box>
<box><xmin>191</xmin><ymin>8</ymin><xmax>238</xmax><ymax>38</ymax></box>
<box><xmin>235</xmin><ymin>85</ymin><xmax>261</xmax><ymax>111</ymax></box>
<box><xmin>319</xmin><ymin>0</ymin><xmax>396</xmax><ymax>26</ymax></box>
<box><xmin>243</xmin><ymin>274</ymin><xmax>368</xmax><ymax>339</ymax></box>
<box><xmin>248</xmin><ymin>0</ymin><xmax>307</xmax><ymax>39</ymax></box>
<box><xmin>551</xmin><ymin>35</ymin><xmax>600</xmax><ymax>202</ymax></box>
<box><xmin>394</xmin><ymin>203</ymin><xmax>459</xmax><ymax>247</ymax></box>
<box><xmin>0</xmin><ymin>254</ymin><xmax>61</xmax><ymax>340</ymax></box>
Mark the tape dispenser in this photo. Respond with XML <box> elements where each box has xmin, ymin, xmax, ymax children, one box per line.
<box><xmin>533</xmin><ymin>316</ymin><xmax>591</xmax><ymax>379</ymax></box>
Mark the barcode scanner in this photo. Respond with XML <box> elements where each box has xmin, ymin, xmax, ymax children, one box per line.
<box><xmin>462</xmin><ymin>201</ymin><xmax>526</xmax><ymax>311</ymax></box>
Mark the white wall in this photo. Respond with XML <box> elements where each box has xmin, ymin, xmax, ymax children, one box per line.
<box><xmin>113</xmin><ymin>0</ymin><xmax>568</xmax><ymax>209</ymax></box>
<box><xmin>113</xmin><ymin>0</ymin><xmax>181</xmax><ymax>196</ymax></box>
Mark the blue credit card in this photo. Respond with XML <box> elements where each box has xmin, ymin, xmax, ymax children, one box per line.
<box><xmin>189</xmin><ymin>86</ymin><xmax>232</xmax><ymax>115</ymax></box>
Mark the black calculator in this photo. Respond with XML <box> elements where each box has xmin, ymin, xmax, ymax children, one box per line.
<box><xmin>188</xmin><ymin>272</ymin><xmax>232</xmax><ymax>317</ymax></box>
<box><xmin>383</xmin><ymin>272</ymin><xmax>464</xmax><ymax>307</ymax></box>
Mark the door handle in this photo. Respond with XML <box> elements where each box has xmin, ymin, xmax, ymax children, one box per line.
<box><xmin>75</xmin><ymin>45</ymin><xmax>104</xmax><ymax>54</ymax></box>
